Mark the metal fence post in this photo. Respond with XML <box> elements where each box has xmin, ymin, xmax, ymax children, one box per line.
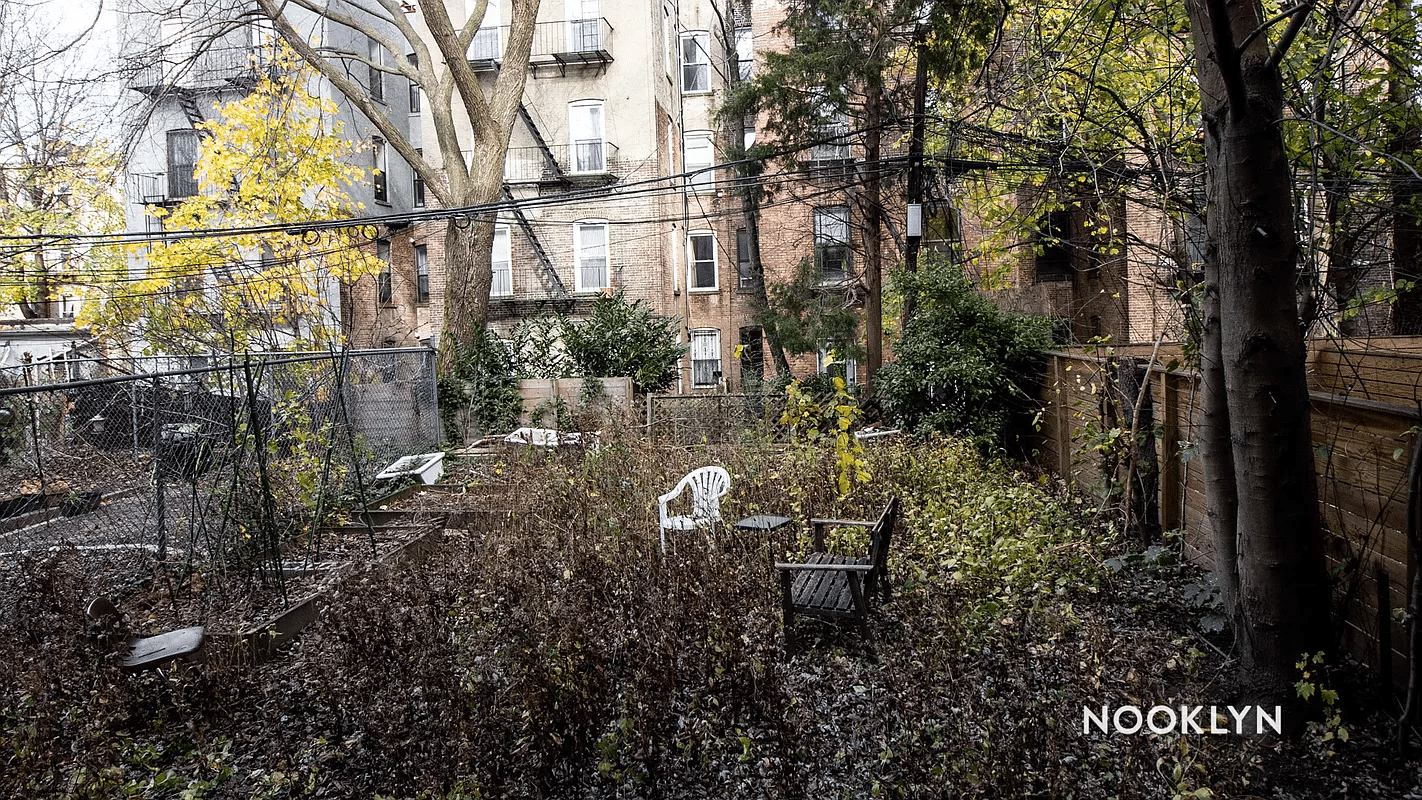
<box><xmin>152</xmin><ymin>375</ymin><xmax>166</xmax><ymax>560</ymax></box>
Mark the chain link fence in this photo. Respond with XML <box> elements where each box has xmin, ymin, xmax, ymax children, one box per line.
<box><xmin>647</xmin><ymin>392</ymin><xmax>782</xmax><ymax>444</ymax></box>
<box><xmin>0</xmin><ymin>348</ymin><xmax>438</xmax><ymax>612</ymax></box>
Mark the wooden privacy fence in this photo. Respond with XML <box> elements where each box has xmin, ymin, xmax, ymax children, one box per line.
<box><xmin>1039</xmin><ymin>338</ymin><xmax>1422</xmax><ymax>687</ymax></box>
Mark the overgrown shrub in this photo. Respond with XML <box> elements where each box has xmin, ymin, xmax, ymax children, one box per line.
<box><xmin>438</xmin><ymin>326</ymin><xmax>523</xmax><ymax>441</ymax></box>
<box><xmin>874</xmin><ymin>253</ymin><xmax>1053</xmax><ymax>450</ymax></box>
<box><xmin>439</xmin><ymin>295</ymin><xmax>684</xmax><ymax>442</ymax></box>
<box><xmin>561</xmin><ymin>291</ymin><xmax>684</xmax><ymax>393</ymax></box>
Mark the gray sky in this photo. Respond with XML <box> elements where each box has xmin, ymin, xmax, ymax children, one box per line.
<box><xmin>31</xmin><ymin>0</ymin><xmax>124</xmax><ymax>139</ymax></box>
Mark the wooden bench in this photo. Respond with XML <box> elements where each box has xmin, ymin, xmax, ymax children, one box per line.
<box><xmin>774</xmin><ymin>497</ymin><xmax>900</xmax><ymax>650</ymax></box>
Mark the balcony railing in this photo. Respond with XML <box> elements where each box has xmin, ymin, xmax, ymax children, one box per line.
<box><xmin>502</xmin><ymin>142</ymin><xmax>620</xmax><ymax>182</ymax></box>
<box><xmin>467</xmin><ymin>18</ymin><xmax>614</xmax><ymax>69</ymax></box>
<box><xmin>128</xmin><ymin>44</ymin><xmax>280</xmax><ymax>93</ymax></box>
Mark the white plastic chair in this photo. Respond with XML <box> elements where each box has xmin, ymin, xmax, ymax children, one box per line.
<box><xmin>658</xmin><ymin>466</ymin><xmax>731</xmax><ymax>554</ymax></box>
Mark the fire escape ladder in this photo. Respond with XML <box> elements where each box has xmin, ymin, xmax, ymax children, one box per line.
<box><xmin>177</xmin><ymin>90</ymin><xmax>205</xmax><ymax>128</ymax></box>
<box><xmin>502</xmin><ymin>183</ymin><xmax>569</xmax><ymax>299</ymax></box>
<box><xmin>518</xmin><ymin>103</ymin><xmax>565</xmax><ymax>181</ymax></box>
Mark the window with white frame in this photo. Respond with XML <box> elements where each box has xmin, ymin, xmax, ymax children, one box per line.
<box><xmin>663</xmin><ymin>6</ymin><xmax>674</xmax><ymax>78</ymax></box>
<box><xmin>569</xmin><ymin>100</ymin><xmax>606</xmax><ymax>173</ymax></box>
<box><xmin>681</xmin><ymin>31</ymin><xmax>710</xmax><ymax>93</ymax></box>
<box><xmin>687</xmin><ymin>231</ymin><xmax>716</xmax><ymax>290</ymax></box>
<box><xmin>811</xmin><ymin>106</ymin><xmax>851</xmax><ymax>162</ymax></box>
<box><xmin>250</xmin><ymin>17</ymin><xmax>275</xmax><ymax>65</ymax></box>
<box><xmin>573</xmin><ymin>221</ymin><xmax>609</xmax><ymax>291</ymax></box>
<box><xmin>567</xmin><ymin>0</ymin><xmax>600</xmax><ymax>51</ymax></box>
<box><xmin>415</xmin><ymin>244</ymin><xmax>430</xmax><ymax>303</ymax></box>
<box><xmin>471</xmin><ymin>0</ymin><xmax>501</xmax><ymax>60</ymax></box>
<box><xmin>683</xmin><ymin>131</ymin><xmax>714</xmax><ymax>193</ymax></box>
<box><xmin>407</xmin><ymin>53</ymin><xmax>421</xmax><ymax>113</ymax></box>
<box><xmin>819</xmin><ymin>342</ymin><xmax>857</xmax><ymax>388</ymax></box>
<box><xmin>412</xmin><ymin>147</ymin><xmax>425</xmax><ymax>208</ymax></box>
<box><xmin>160</xmin><ymin>17</ymin><xmax>190</xmax><ymax>84</ymax></box>
<box><xmin>372</xmin><ymin>137</ymin><xmax>389</xmax><ymax>202</ymax></box>
<box><xmin>814</xmin><ymin>205</ymin><xmax>850</xmax><ymax>282</ymax></box>
<box><xmin>492</xmin><ymin>225</ymin><xmax>513</xmax><ymax>296</ymax></box>
<box><xmin>735</xmin><ymin>26</ymin><xmax>753</xmax><ymax>82</ymax></box>
<box><xmin>367</xmin><ymin>38</ymin><xmax>385</xmax><ymax>103</ymax></box>
<box><xmin>690</xmin><ymin>329</ymin><xmax>721</xmax><ymax>388</ymax></box>
<box><xmin>736</xmin><ymin>227</ymin><xmax>755</xmax><ymax>289</ymax></box>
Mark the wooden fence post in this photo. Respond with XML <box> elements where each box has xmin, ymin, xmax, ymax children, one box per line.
<box><xmin>1053</xmin><ymin>355</ymin><xmax>1072</xmax><ymax>482</ymax></box>
<box><xmin>1159</xmin><ymin>370</ymin><xmax>1182</xmax><ymax>532</ymax></box>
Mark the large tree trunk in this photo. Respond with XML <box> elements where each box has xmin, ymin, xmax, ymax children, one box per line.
<box><xmin>441</xmin><ymin>218</ymin><xmax>494</xmax><ymax>360</ymax></box>
<box><xmin>1186</xmin><ymin>0</ymin><xmax>1331</xmax><ymax>700</ymax></box>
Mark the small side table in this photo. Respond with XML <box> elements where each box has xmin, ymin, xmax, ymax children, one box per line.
<box><xmin>734</xmin><ymin>514</ymin><xmax>795</xmax><ymax>556</ymax></box>
<box><xmin>734</xmin><ymin>514</ymin><xmax>793</xmax><ymax>533</ymax></box>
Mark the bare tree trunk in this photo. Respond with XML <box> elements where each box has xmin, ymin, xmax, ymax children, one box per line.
<box><xmin>1389</xmin><ymin>0</ymin><xmax>1422</xmax><ymax>334</ymax></box>
<box><xmin>741</xmin><ymin>183</ymin><xmax>793</xmax><ymax>377</ymax></box>
<box><xmin>1200</xmin><ymin>276</ymin><xmax>1241</xmax><ymax>627</ymax></box>
<box><xmin>1187</xmin><ymin>0</ymin><xmax>1331</xmax><ymax>701</ymax></box>
<box><xmin>862</xmin><ymin>72</ymin><xmax>884</xmax><ymax>384</ymax></box>
<box><xmin>441</xmin><ymin>219</ymin><xmax>493</xmax><ymax>364</ymax></box>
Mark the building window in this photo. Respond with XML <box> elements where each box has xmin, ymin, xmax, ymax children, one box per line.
<box><xmin>471</xmin><ymin>0</ymin><xmax>501</xmax><ymax>59</ymax></box>
<box><xmin>683</xmin><ymin>131</ymin><xmax>714</xmax><ymax>193</ymax></box>
<box><xmin>574</xmin><ymin>221</ymin><xmax>609</xmax><ymax>291</ymax></box>
<box><xmin>413</xmin><ymin>147</ymin><xmax>425</xmax><ymax>208</ymax></box>
<box><xmin>372</xmin><ymin>137</ymin><xmax>388</xmax><ymax>203</ymax></box>
<box><xmin>735</xmin><ymin>26</ymin><xmax>753</xmax><ymax>82</ymax></box>
<box><xmin>376</xmin><ymin>240</ymin><xmax>393</xmax><ymax>305</ymax></box>
<box><xmin>415</xmin><ymin>243</ymin><xmax>430</xmax><ymax>303</ymax></box>
<box><xmin>681</xmin><ymin>31</ymin><xmax>710</xmax><ymax>93</ymax></box>
<box><xmin>687</xmin><ymin>231</ymin><xmax>717</xmax><ymax>290</ymax></box>
<box><xmin>250</xmin><ymin>17</ymin><xmax>276</xmax><ymax>64</ymax></box>
<box><xmin>492</xmin><ymin>225</ymin><xmax>512</xmax><ymax>297</ymax></box>
<box><xmin>690</xmin><ymin>329</ymin><xmax>721</xmax><ymax>388</ymax></box>
<box><xmin>166</xmin><ymin>129</ymin><xmax>201</xmax><ymax>199</ymax></box>
<box><xmin>160</xmin><ymin>16</ymin><xmax>191</xmax><ymax>84</ymax></box>
<box><xmin>567</xmin><ymin>0</ymin><xmax>600</xmax><ymax>51</ymax></box>
<box><xmin>819</xmin><ymin>342</ymin><xmax>857</xmax><ymax>388</ymax></box>
<box><xmin>407</xmin><ymin>53</ymin><xmax>421</xmax><ymax>113</ymax></box>
<box><xmin>812</xmin><ymin>107</ymin><xmax>851</xmax><ymax>162</ymax></box>
<box><xmin>569</xmin><ymin>99</ymin><xmax>605</xmax><ymax>173</ymax></box>
<box><xmin>736</xmin><ymin>227</ymin><xmax>755</xmax><ymax>289</ymax></box>
<box><xmin>663</xmin><ymin>6</ymin><xmax>673</xmax><ymax>78</ymax></box>
<box><xmin>1036</xmin><ymin>210</ymin><xmax>1073</xmax><ymax>282</ymax></box>
<box><xmin>368</xmin><ymin>38</ymin><xmax>385</xmax><ymax>103</ymax></box>
<box><xmin>814</xmin><ymin>205</ymin><xmax>850</xmax><ymax>282</ymax></box>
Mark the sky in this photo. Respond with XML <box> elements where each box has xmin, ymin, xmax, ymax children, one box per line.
<box><xmin>30</xmin><ymin>0</ymin><xmax>125</xmax><ymax>140</ymax></box>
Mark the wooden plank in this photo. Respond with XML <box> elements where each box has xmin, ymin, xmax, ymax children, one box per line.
<box><xmin>1159</xmin><ymin>371</ymin><xmax>1182</xmax><ymax>531</ymax></box>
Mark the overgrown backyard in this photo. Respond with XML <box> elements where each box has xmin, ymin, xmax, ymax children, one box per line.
<box><xmin>4</xmin><ymin>428</ymin><xmax>1420</xmax><ymax>798</ymax></box>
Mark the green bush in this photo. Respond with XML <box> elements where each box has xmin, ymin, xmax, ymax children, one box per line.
<box><xmin>561</xmin><ymin>291</ymin><xmax>685</xmax><ymax>393</ymax></box>
<box><xmin>439</xmin><ymin>326</ymin><xmax>523</xmax><ymax>440</ymax></box>
<box><xmin>874</xmin><ymin>253</ymin><xmax>1053</xmax><ymax>450</ymax></box>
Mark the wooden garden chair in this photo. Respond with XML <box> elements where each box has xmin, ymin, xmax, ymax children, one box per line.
<box><xmin>774</xmin><ymin>497</ymin><xmax>900</xmax><ymax>650</ymax></box>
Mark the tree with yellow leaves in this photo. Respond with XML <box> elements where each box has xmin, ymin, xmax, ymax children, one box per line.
<box><xmin>95</xmin><ymin>52</ymin><xmax>383</xmax><ymax>354</ymax></box>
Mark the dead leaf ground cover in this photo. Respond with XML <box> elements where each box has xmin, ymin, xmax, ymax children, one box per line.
<box><xmin>2</xmin><ymin>433</ymin><xmax>1419</xmax><ymax>798</ymax></box>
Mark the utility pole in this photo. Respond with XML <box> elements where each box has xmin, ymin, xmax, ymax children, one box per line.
<box><xmin>902</xmin><ymin>26</ymin><xmax>929</xmax><ymax>328</ymax></box>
